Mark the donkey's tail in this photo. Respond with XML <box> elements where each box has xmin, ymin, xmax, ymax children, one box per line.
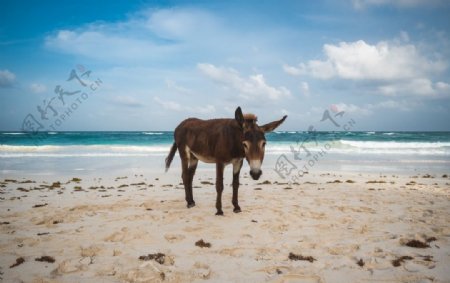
<box><xmin>165</xmin><ymin>142</ymin><xmax>177</xmax><ymax>172</ymax></box>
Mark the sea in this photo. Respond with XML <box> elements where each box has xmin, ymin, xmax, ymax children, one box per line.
<box><xmin>1</xmin><ymin>131</ymin><xmax>449</xmax><ymax>177</ymax></box>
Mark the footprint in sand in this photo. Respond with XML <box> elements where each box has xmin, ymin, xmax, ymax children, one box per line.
<box><xmin>327</xmin><ymin>244</ymin><xmax>360</xmax><ymax>256</ymax></box>
<box><xmin>104</xmin><ymin>228</ymin><xmax>129</xmax><ymax>242</ymax></box>
<box><xmin>218</xmin><ymin>247</ymin><xmax>246</xmax><ymax>257</ymax></box>
<box><xmin>164</xmin><ymin>233</ymin><xmax>186</xmax><ymax>243</ymax></box>
<box><xmin>104</xmin><ymin>227</ymin><xmax>148</xmax><ymax>243</ymax></box>
<box><xmin>119</xmin><ymin>264</ymin><xmax>165</xmax><ymax>283</ymax></box>
<box><xmin>52</xmin><ymin>258</ymin><xmax>88</xmax><ymax>275</ymax></box>
<box><xmin>191</xmin><ymin>262</ymin><xmax>211</xmax><ymax>280</ymax></box>
<box><xmin>80</xmin><ymin>245</ymin><xmax>103</xmax><ymax>257</ymax></box>
<box><xmin>274</xmin><ymin>273</ymin><xmax>323</xmax><ymax>283</ymax></box>
<box><xmin>255</xmin><ymin>247</ymin><xmax>281</xmax><ymax>261</ymax></box>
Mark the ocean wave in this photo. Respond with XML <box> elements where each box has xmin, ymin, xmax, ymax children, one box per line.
<box><xmin>1</xmin><ymin>132</ymin><xmax>26</xmax><ymax>135</ymax></box>
<box><xmin>142</xmin><ymin>132</ymin><xmax>164</xmax><ymax>135</ymax></box>
<box><xmin>1</xmin><ymin>139</ymin><xmax>450</xmax><ymax>158</ymax></box>
<box><xmin>265</xmin><ymin>140</ymin><xmax>450</xmax><ymax>156</ymax></box>
<box><xmin>339</xmin><ymin>140</ymin><xmax>450</xmax><ymax>149</ymax></box>
<box><xmin>0</xmin><ymin>144</ymin><xmax>171</xmax><ymax>157</ymax></box>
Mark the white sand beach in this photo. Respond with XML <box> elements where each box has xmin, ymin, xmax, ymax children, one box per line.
<box><xmin>1</xmin><ymin>165</ymin><xmax>449</xmax><ymax>282</ymax></box>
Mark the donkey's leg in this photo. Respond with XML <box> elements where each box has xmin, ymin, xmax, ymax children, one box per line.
<box><xmin>215</xmin><ymin>163</ymin><xmax>225</xmax><ymax>215</ymax></box>
<box><xmin>187</xmin><ymin>156</ymin><xmax>198</xmax><ymax>206</ymax></box>
<box><xmin>232</xmin><ymin>158</ymin><xmax>243</xmax><ymax>213</ymax></box>
<box><xmin>179</xmin><ymin>146</ymin><xmax>195</xmax><ymax>208</ymax></box>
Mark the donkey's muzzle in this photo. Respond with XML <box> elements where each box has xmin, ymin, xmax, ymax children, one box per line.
<box><xmin>250</xmin><ymin>169</ymin><xmax>262</xmax><ymax>180</ymax></box>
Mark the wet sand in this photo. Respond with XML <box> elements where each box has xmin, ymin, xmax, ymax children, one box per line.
<box><xmin>0</xmin><ymin>170</ymin><xmax>449</xmax><ymax>282</ymax></box>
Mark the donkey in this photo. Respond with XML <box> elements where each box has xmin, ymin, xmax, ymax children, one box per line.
<box><xmin>165</xmin><ymin>106</ymin><xmax>287</xmax><ymax>215</ymax></box>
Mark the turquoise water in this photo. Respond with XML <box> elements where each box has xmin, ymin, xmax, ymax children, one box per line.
<box><xmin>1</xmin><ymin>131</ymin><xmax>449</xmax><ymax>176</ymax></box>
<box><xmin>1</xmin><ymin>131</ymin><xmax>450</xmax><ymax>157</ymax></box>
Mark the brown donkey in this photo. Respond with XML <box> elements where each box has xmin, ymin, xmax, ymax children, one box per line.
<box><xmin>165</xmin><ymin>107</ymin><xmax>287</xmax><ymax>215</ymax></box>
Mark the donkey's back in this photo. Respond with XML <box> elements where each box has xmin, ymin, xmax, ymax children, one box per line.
<box><xmin>174</xmin><ymin>118</ymin><xmax>243</xmax><ymax>162</ymax></box>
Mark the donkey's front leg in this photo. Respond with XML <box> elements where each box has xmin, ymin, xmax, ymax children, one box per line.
<box><xmin>215</xmin><ymin>163</ymin><xmax>225</xmax><ymax>215</ymax></box>
<box><xmin>232</xmin><ymin>158</ymin><xmax>243</xmax><ymax>213</ymax></box>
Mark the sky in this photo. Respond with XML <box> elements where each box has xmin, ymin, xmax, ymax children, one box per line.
<box><xmin>0</xmin><ymin>0</ymin><xmax>449</xmax><ymax>131</ymax></box>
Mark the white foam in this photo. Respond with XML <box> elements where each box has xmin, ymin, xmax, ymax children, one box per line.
<box><xmin>340</xmin><ymin>140</ymin><xmax>450</xmax><ymax>149</ymax></box>
<box><xmin>0</xmin><ymin>144</ymin><xmax>171</xmax><ymax>158</ymax></box>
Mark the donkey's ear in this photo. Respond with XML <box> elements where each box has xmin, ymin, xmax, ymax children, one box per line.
<box><xmin>260</xmin><ymin>115</ymin><xmax>287</xmax><ymax>133</ymax></box>
<box><xmin>235</xmin><ymin>106</ymin><xmax>244</xmax><ymax>128</ymax></box>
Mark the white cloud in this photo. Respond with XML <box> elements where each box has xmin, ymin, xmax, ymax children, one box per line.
<box><xmin>46</xmin><ymin>29</ymin><xmax>167</xmax><ymax>61</ymax></box>
<box><xmin>154</xmin><ymin>96</ymin><xmax>182</xmax><ymax>111</ymax></box>
<box><xmin>145</xmin><ymin>8</ymin><xmax>218</xmax><ymax>40</ymax></box>
<box><xmin>29</xmin><ymin>83</ymin><xmax>47</xmax><ymax>93</ymax></box>
<box><xmin>399</xmin><ymin>31</ymin><xmax>410</xmax><ymax>42</ymax></box>
<box><xmin>112</xmin><ymin>96</ymin><xmax>144</xmax><ymax>107</ymax></box>
<box><xmin>301</xmin><ymin>40</ymin><xmax>444</xmax><ymax>80</ymax></box>
<box><xmin>198</xmin><ymin>63</ymin><xmax>291</xmax><ymax>100</ymax></box>
<box><xmin>153</xmin><ymin>96</ymin><xmax>215</xmax><ymax>114</ymax></box>
<box><xmin>370</xmin><ymin>100</ymin><xmax>415</xmax><ymax>111</ymax></box>
<box><xmin>332</xmin><ymin>103</ymin><xmax>372</xmax><ymax>115</ymax></box>
<box><xmin>300</xmin><ymin>81</ymin><xmax>310</xmax><ymax>96</ymax></box>
<box><xmin>285</xmin><ymin>39</ymin><xmax>447</xmax><ymax>96</ymax></box>
<box><xmin>329</xmin><ymin>99</ymin><xmax>416</xmax><ymax>117</ymax></box>
<box><xmin>436</xmin><ymin>81</ymin><xmax>450</xmax><ymax>91</ymax></box>
<box><xmin>165</xmin><ymin>79</ymin><xmax>192</xmax><ymax>94</ymax></box>
<box><xmin>282</xmin><ymin>64</ymin><xmax>303</xmax><ymax>76</ymax></box>
<box><xmin>0</xmin><ymin>69</ymin><xmax>16</xmax><ymax>87</ymax></box>
<box><xmin>44</xmin><ymin>8</ymin><xmax>225</xmax><ymax>62</ymax></box>
<box><xmin>378</xmin><ymin>78</ymin><xmax>435</xmax><ymax>96</ymax></box>
<box><xmin>352</xmin><ymin>0</ymin><xmax>444</xmax><ymax>10</ymax></box>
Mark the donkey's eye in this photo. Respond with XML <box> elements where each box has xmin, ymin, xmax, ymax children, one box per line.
<box><xmin>242</xmin><ymin>142</ymin><xmax>249</xmax><ymax>149</ymax></box>
<box><xmin>262</xmin><ymin>141</ymin><xmax>266</xmax><ymax>147</ymax></box>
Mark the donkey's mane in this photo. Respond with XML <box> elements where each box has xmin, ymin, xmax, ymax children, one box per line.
<box><xmin>243</xmin><ymin>113</ymin><xmax>257</xmax><ymax>124</ymax></box>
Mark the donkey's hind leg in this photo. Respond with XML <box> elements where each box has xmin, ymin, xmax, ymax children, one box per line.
<box><xmin>187</xmin><ymin>156</ymin><xmax>198</xmax><ymax>206</ymax></box>
<box><xmin>179</xmin><ymin>146</ymin><xmax>195</xmax><ymax>208</ymax></box>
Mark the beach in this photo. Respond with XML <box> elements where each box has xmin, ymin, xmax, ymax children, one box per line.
<box><xmin>1</xmin><ymin>131</ymin><xmax>450</xmax><ymax>282</ymax></box>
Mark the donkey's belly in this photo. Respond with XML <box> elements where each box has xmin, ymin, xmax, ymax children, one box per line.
<box><xmin>186</xmin><ymin>146</ymin><xmax>216</xmax><ymax>163</ymax></box>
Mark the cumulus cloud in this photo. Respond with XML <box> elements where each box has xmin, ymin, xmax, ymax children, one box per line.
<box><xmin>198</xmin><ymin>63</ymin><xmax>291</xmax><ymax>100</ymax></box>
<box><xmin>0</xmin><ymin>69</ymin><xmax>16</xmax><ymax>87</ymax></box>
<box><xmin>29</xmin><ymin>83</ymin><xmax>47</xmax><ymax>93</ymax></box>
<box><xmin>285</xmin><ymin>40</ymin><xmax>445</xmax><ymax>80</ymax></box>
<box><xmin>284</xmin><ymin>39</ymin><xmax>448</xmax><ymax>96</ymax></box>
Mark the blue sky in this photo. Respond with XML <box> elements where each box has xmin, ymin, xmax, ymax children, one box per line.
<box><xmin>1</xmin><ymin>0</ymin><xmax>449</xmax><ymax>131</ymax></box>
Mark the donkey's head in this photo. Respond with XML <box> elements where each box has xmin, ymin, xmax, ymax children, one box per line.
<box><xmin>235</xmin><ymin>107</ymin><xmax>287</xmax><ymax>180</ymax></box>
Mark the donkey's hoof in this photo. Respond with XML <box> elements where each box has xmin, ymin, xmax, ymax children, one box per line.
<box><xmin>187</xmin><ymin>202</ymin><xmax>196</xmax><ymax>208</ymax></box>
<box><xmin>215</xmin><ymin>210</ymin><xmax>224</xmax><ymax>216</ymax></box>
<box><xmin>233</xmin><ymin>207</ymin><xmax>242</xmax><ymax>213</ymax></box>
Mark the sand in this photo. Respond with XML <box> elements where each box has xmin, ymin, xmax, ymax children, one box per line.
<box><xmin>0</xmin><ymin>169</ymin><xmax>449</xmax><ymax>282</ymax></box>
